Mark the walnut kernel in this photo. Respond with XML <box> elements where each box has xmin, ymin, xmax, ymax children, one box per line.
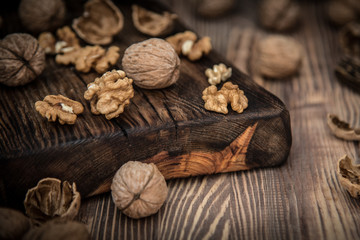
<box><xmin>24</xmin><ymin>178</ymin><xmax>81</xmax><ymax>221</ymax></box>
<box><xmin>0</xmin><ymin>33</ymin><xmax>45</xmax><ymax>87</ymax></box>
<box><xmin>111</xmin><ymin>161</ymin><xmax>168</xmax><ymax>219</ymax></box>
<box><xmin>35</xmin><ymin>95</ymin><xmax>84</xmax><ymax>124</ymax></box>
<box><xmin>166</xmin><ymin>31</ymin><xmax>197</xmax><ymax>55</ymax></box>
<box><xmin>337</xmin><ymin>155</ymin><xmax>360</xmax><ymax>198</ymax></box>
<box><xmin>38</xmin><ymin>32</ymin><xmax>56</xmax><ymax>54</ymax></box>
<box><xmin>132</xmin><ymin>5</ymin><xmax>177</xmax><ymax>37</ymax></box>
<box><xmin>254</xmin><ymin>35</ymin><xmax>303</xmax><ymax>79</ymax></box>
<box><xmin>205</xmin><ymin>63</ymin><xmax>232</xmax><ymax>85</ymax></box>
<box><xmin>0</xmin><ymin>207</ymin><xmax>31</xmax><ymax>240</ymax></box>
<box><xmin>202</xmin><ymin>85</ymin><xmax>229</xmax><ymax>114</ymax></box>
<box><xmin>122</xmin><ymin>38</ymin><xmax>180</xmax><ymax>89</ymax></box>
<box><xmin>72</xmin><ymin>0</ymin><xmax>124</xmax><ymax>45</ymax></box>
<box><xmin>19</xmin><ymin>0</ymin><xmax>65</xmax><ymax>33</ymax></box>
<box><xmin>84</xmin><ymin>70</ymin><xmax>134</xmax><ymax>120</ymax></box>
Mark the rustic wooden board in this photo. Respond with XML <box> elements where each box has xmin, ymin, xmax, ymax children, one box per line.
<box><xmin>0</xmin><ymin>1</ymin><xmax>291</xmax><ymax>208</ymax></box>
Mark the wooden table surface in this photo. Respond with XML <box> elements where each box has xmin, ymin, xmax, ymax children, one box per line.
<box><xmin>74</xmin><ymin>0</ymin><xmax>360</xmax><ymax>239</ymax></box>
<box><xmin>2</xmin><ymin>0</ymin><xmax>359</xmax><ymax>239</ymax></box>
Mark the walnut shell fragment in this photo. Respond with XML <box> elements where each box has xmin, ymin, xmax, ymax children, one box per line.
<box><xmin>35</xmin><ymin>95</ymin><xmax>84</xmax><ymax>125</ymax></box>
<box><xmin>0</xmin><ymin>33</ymin><xmax>45</xmax><ymax>87</ymax></box>
<box><xmin>72</xmin><ymin>0</ymin><xmax>124</xmax><ymax>45</ymax></box>
<box><xmin>327</xmin><ymin>114</ymin><xmax>360</xmax><ymax>141</ymax></box>
<box><xmin>19</xmin><ymin>0</ymin><xmax>65</xmax><ymax>33</ymax></box>
<box><xmin>122</xmin><ymin>38</ymin><xmax>180</xmax><ymax>89</ymax></box>
<box><xmin>0</xmin><ymin>207</ymin><xmax>31</xmax><ymax>240</ymax></box>
<box><xmin>23</xmin><ymin>218</ymin><xmax>90</xmax><ymax>240</ymax></box>
<box><xmin>24</xmin><ymin>178</ymin><xmax>81</xmax><ymax>221</ymax></box>
<box><xmin>111</xmin><ymin>161</ymin><xmax>168</xmax><ymax>219</ymax></box>
<box><xmin>337</xmin><ymin>155</ymin><xmax>360</xmax><ymax>198</ymax></box>
<box><xmin>84</xmin><ymin>70</ymin><xmax>134</xmax><ymax>120</ymax></box>
<box><xmin>132</xmin><ymin>5</ymin><xmax>177</xmax><ymax>37</ymax></box>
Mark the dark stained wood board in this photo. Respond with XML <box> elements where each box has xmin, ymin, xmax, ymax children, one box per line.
<box><xmin>0</xmin><ymin>1</ymin><xmax>291</xmax><ymax>208</ymax></box>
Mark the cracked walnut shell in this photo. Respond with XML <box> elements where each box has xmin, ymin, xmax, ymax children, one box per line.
<box><xmin>122</xmin><ymin>38</ymin><xmax>180</xmax><ymax>89</ymax></box>
<box><xmin>24</xmin><ymin>178</ymin><xmax>81</xmax><ymax>221</ymax></box>
<box><xmin>132</xmin><ymin>5</ymin><xmax>177</xmax><ymax>37</ymax></box>
<box><xmin>337</xmin><ymin>155</ymin><xmax>360</xmax><ymax>198</ymax></box>
<box><xmin>84</xmin><ymin>70</ymin><xmax>134</xmax><ymax>120</ymax></box>
<box><xmin>0</xmin><ymin>33</ymin><xmax>45</xmax><ymax>87</ymax></box>
<box><xmin>72</xmin><ymin>0</ymin><xmax>124</xmax><ymax>45</ymax></box>
<box><xmin>35</xmin><ymin>95</ymin><xmax>84</xmax><ymax>125</ymax></box>
<box><xmin>111</xmin><ymin>161</ymin><xmax>168</xmax><ymax>219</ymax></box>
<box><xmin>327</xmin><ymin>114</ymin><xmax>360</xmax><ymax>141</ymax></box>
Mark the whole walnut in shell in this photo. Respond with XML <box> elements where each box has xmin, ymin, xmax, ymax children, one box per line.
<box><xmin>0</xmin><ymin>207</ymin><xmax>31</xmax><ymax>240</ymax></box>
<box><xmin>19</xmin><ymin>0</ymin><xmax>65</xmax><ymax>33</ymax></box>
<box><xmin>0</xmin><ymin>33</ymin><xmax>45</xmax><ymax>86</ymax></box>
<box><xmin>254</xmin><ymin>35</ymin><xmax>303</xmax><ymax>79</ymax></box>
<box><xmin>111</xmin><ymin>161</ymin><xmax>168</xmax><ymax>219</ymax></box>
<box><xmin>122</xmin><ymin>38</ymin><xmax>180</xmax><ymax>89</ymax></box>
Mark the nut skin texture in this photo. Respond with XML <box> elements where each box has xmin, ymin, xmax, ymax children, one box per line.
<box><xmin>23</xmin><ymin>218</ymin><xmax>90</xmax><ymax>240</ymax></box>
<box><xmin>19</xmin><ymin>0</ymin><xmax>65</xmax><ymax>33</ymax></box>
<box><xmin>0</xmin><ymin>33</ymin><xmax>45</xmax><ymax>87</ymax></box>
<box><xmin>84</xmin><ymin>70</ymin><xmax>134</xmax><ymax>120</ymax></box>
<box><xmin>258</xmin><ymin>0</ymin><xmax>300</xmax><ymax>32</ymax></box>
<box><xmin>24</xmin><ymin>178</ymin><xmax>81</xmax><ymax>221</ymax></box>
<box><xmin>132</xmin><ymin>5</ymin><xmax>177</xmax><ymax>37</ymax></box>
<box><xmin>122</xmin><ymin>38</ymin><xmax>180</xmax><ymax>89</ymax></box>
<box><xmin>72</xmin><ymin>0</ymin><xmax>124</xmax><ymax>45</ymax></box>
<box><xmin>0</xmin><ymin>207</ymin><xmax>31</xmax><ymax>240</ymax></box>
<box><xmin>254</xmin><ymin>35</ymin><xmax>303</xmax><ymax>79</ymax></box>
<box><xmin>111</xmin><ymin>161</ymin><xmax>168</xmax><ymax>219</ymax></box>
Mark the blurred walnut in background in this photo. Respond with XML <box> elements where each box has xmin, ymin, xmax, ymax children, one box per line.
<box><xmin>196</xmin><ymin>0</ymin><xmax>236</xmax><ymax>18</ymax></box>
<box><xmin>327</xmin><ymin>0</ymin><xmax>360</xmax><ymax>26</ymax></box>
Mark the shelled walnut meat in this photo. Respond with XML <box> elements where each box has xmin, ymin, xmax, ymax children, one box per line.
<box><xmin>132</xmin><ymin>5</ymin><xmax>177</xmax><ymax>37</ymax></box>
<box><xmin>205</xmin><ymin>63</ymin><xmax>232</xmax><ymax>85</ymax></box>
<box><xmin>19</xmin><ymin>0</ymin><xmax>65</xmax><ymax>33</ymax></box>
<box><xmin>0</xmin><ymin>33</ymin><xmax>45</xmax><ymax>87</ymax></box>
<box><xmin>35</xmin><ymin>95</ymin><xmax>84</xmax><ymax>125</ymax></box>
<box><xmin>24</xmin><ymin>178</ymin><xmax>81</xmax><ymax>221</ymax></box>
<box><xmin>337</xmin><ymin>155</ymin><xmax>360</xmax><ymax>198</ymax></box>
<box><xmin>0</xmin><ymin>207</ymin><xmax>31</xmax><ymax>240</ymax></box>
<box><xmin>253</xmin><ymin>35</ymin><xmax>303</xmax><ymax>79</ymax></box>
<box><xmin>122</xmin><ymin>38</ymin><xmax>180</xmax><ymax>89</ymax></box>
<box><xmin>72</xmin><ymin>0</ymin><xmax>124</xmax><ymax>45</ymax></box>
<box><xmin>111</xmin><ymin>161</ymin><xmax>168</xmax><ymax>219</ymax></box>
<box><xmin>84</xmin><ymin>70</ymin><xmax>134</xmax><ymax>120</ymax></box>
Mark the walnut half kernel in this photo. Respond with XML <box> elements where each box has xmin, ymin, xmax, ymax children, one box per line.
<box><xmin>84</xmin><ymin>70</ymin><xmax>134</xmax><ymax>120</ymax></box>
<box><xmin>35</xmin><ymin>95</ymin><xmax>84</xmax><ymax>125</ymax></box>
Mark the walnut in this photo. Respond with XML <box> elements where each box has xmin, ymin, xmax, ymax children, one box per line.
<box><xmin>35</xmin><ymin>95</ymin><xmax>84</xmax><ymax>125</ymax></box>
<box><xmin>196</xmin><ymin>0</ymin><xmax>236</xmax><ymax>18</ymax></box>
<box><xmin>258</xmin><ymin>0</ymin><xmax>300</xmax><ymax>32</ymax></box>
<box><xmin>56</xmin><ymin>26</ymin><xmax>81</xmax><ymax>53</ymax></box>
<box><xmin>38</xmin><ymin>32</ymin><xmax>56</xmax><ymax>54</ymax></box>
<box><xmin>122</xmin><ymin>38</ymin><xmax>180</xmax><ymax>89</ymax></box>
<box><xmin>0</xmin><ymin>33</ymin><xmax>45</xmax><ymax>87</ymax></box>
<box><xmin>166</xmin><ymin>31</ymin><xmax>212</xmax><ymax>61</ymax></box>
<box><xmin>19</xmin><ymin>0</ymin><xmax>65</xmax><ymax>33</ymax></box>
<box><xmin>132</xmin><ymin>5</ymin><xmax>177</xmax><ymax>37</ymax></box>
<box><xmin>335</xmin><ymin>56</ymin><xmax>360</xmax><ymax>92</ymax></box>
<box><xmin>0</xmin><ymin>207</ymin><xmax>31</xmax><ymax>240</ymax></box>
<box><xmin>202</xmin><ymin>82</ymin><xmax>248</xmax><ymax>114</ymax></box>
<box><xmin>24</xmin><ymin>178</ymin><xmax>81</xmax><ymax>221</ymax></box>
<box><xmin>111</xmin><ymin>161</ymin><xmax>168</xmax><ymax>219</ymax></box>
<box><xmin>337</xmin><ymin>155</ymin><xmax>360</xmax><ymax>198</ymax></box>
<box><xmin>72</xmin><ymin>0</ymin><xmax>124</xmax><ymax>45</ymax></box>
<box><xmin>327</xmin><ymin>114</ymin><xmax>360</xmax><ymax>141</ymax></box>
<box><xmin>55</xmin><ymin>45</ymin><xmax>120</xmax><ymax>74</ymax></box>
<box><xmin>339</xmin><ymin>22</ymin><xmax>360</xmax><ymax>58</ymax></box>
<box><xmin>23</xmin><ymin>218</ymin><xmax>90</xmax><ymax>240</ymax></box>
<box><xmin>84</xmin><ymin>70</ymin><xmax>134</xmax><ymax>120</ymax></box>
<box><xmin>253</xmin><ymin>35</ymin><xmax>303</xmax><ymax>79</ymax></box>
<box><xmin>205</xmin><ymin>63</ymin><xmax>232</xmax><ymax>85</ymax></box>
<box><xmin>327</xmin><ymin>1</ymin><xmax>358</xmax><ymax>26</ymax></box>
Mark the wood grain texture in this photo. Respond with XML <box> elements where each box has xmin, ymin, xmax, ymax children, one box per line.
<box><xmin>0</xmin><ymin>1</ymin><xmax>291</xmax><ymax>209</ymax></box>
<box><xmin>73</xmin><ymin>0</ymin><xmax>360</xmax><ymax>239</ymax></box>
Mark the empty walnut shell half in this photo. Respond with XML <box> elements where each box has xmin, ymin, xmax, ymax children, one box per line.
<box><xmin>72</xmin><ymin>0</ymin><xmax>124</xmax><ymax>45</ymax></box>
<box><xmin>337</xmin><ymin>155</ymin><xmax>360</xmax><ymax>198</ymax></box>
<box><xmin>122</xmin><ymin>38</ymin><xmax>180</xmax><ymax>89</ymax></box>
<box><xmin>24</xmin><ymin>178</ymin><xmax>81</xmax><ymax>221</ymax></box>
<box><xmin>19</xmin><ymin>0</ymin><xmax>66</xmax><ymax>33</ymax></box>
<box><xmin>327</xmin><ymin>114</ymin><xmax>360</xmax><ymax>141</ymax></box>
<box><xmin>111</xmin><ymin>161</ymin><xmax>168</xmax><ymax>219</ymax></box>
<box><xmin>335</xmin><ymin>56</ymin><xmax>360</xmax><ymax>92</ymax></box>
<box><xmin>132</xmin><ymin>5</ymin><xmax>177</xmax><ymax>37</ymax></box>
<box><xmin>0</xmin><ymin>33</ymin><xmax>45</xmax><ymax>87</ymax></box>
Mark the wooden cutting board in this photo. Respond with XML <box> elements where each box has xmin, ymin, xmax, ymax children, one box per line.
<box><xmin>0</xmin><ymin>1</ymin><xmax>291</xmax><ymax>208</ymax></box>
